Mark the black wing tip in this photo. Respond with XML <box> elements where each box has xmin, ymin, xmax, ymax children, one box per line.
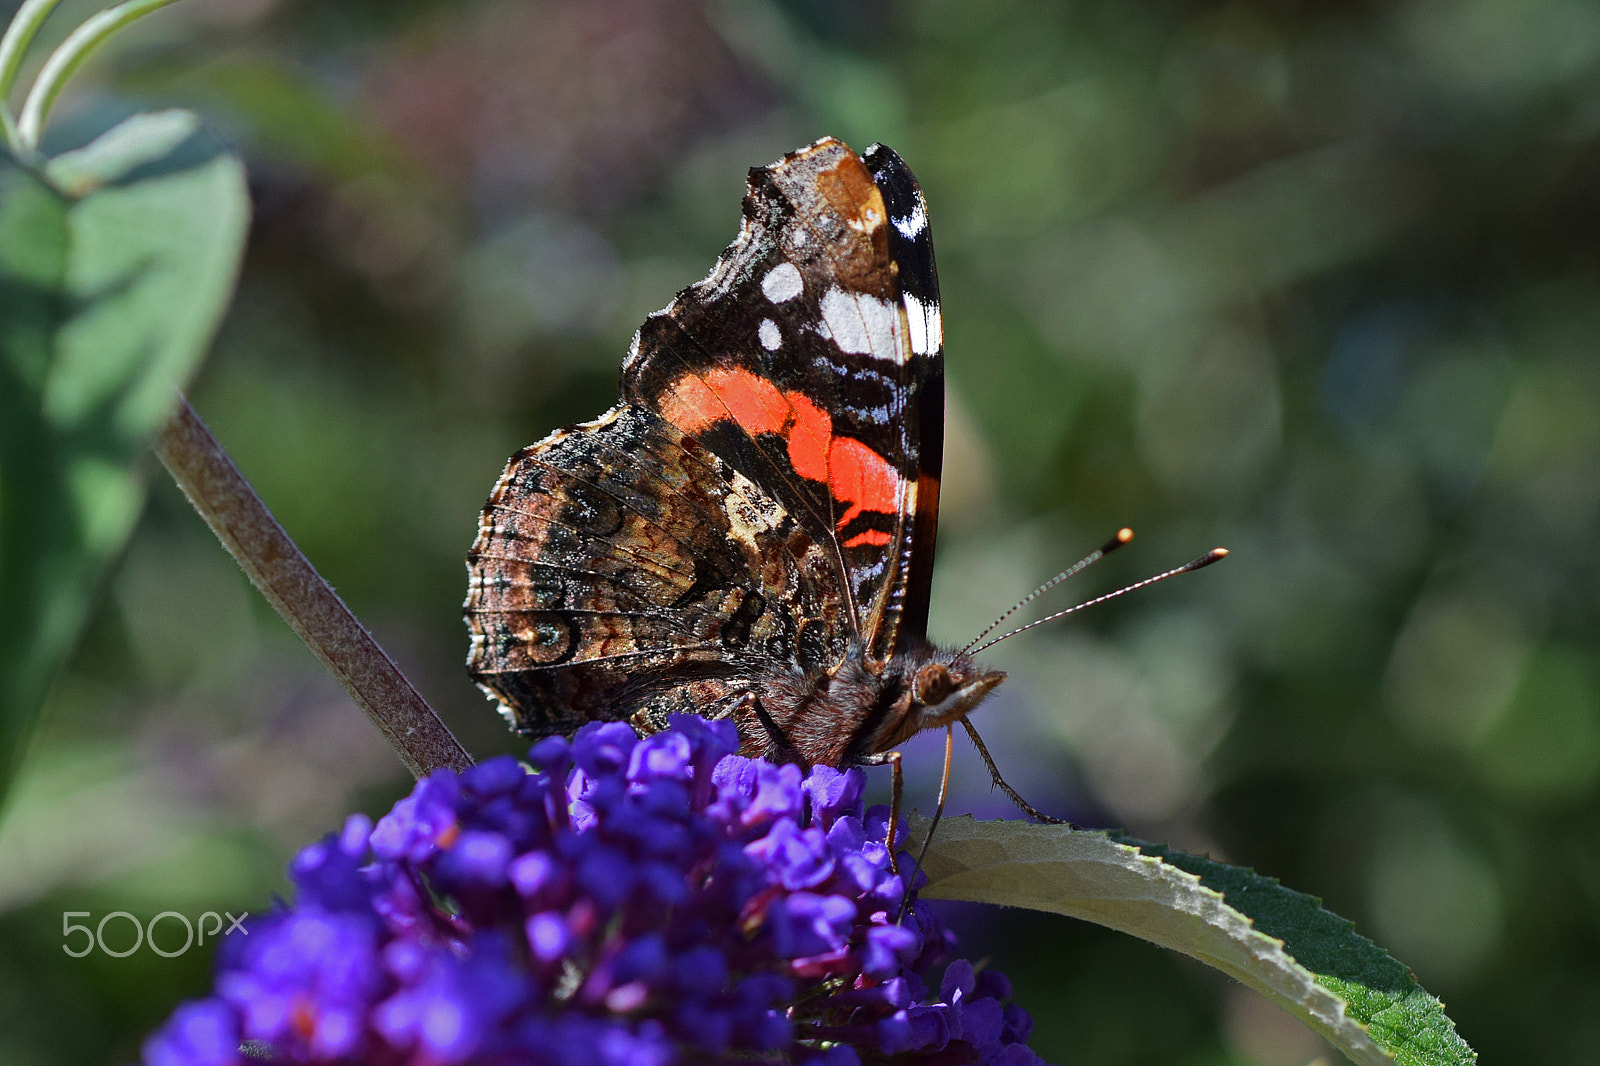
<box><xmin>862</xmin><ymin>141</ymin><xmax>906</xmax><ymax>172</ymax></box>
<box><xmin>860</xmin><ymin>143</ymin><xmax>930</xmax><ymax>242</ymax></box>
<box><xmin>863</xmin><ymin>143</ymin><xmax>921</xmax><ymax>201</ymax></box>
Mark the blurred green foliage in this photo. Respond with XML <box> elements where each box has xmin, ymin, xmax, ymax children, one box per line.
<box><xmin>3</xmin><ymin>0</ymin><xmax>1598</xmax><ymax>1062</ymax></box>
<box><xmin>0</xmin><ymin>109</ymin><xmax>247</xmax><ymax>798</ymax></box>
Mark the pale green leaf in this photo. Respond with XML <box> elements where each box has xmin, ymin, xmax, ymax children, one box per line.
<box><xmin>0</xmin><ymin>111</ymin><xmax>249</xmax><ymax>802</ymax></box>
<box><xmin>913</xmin><ymin>815</ymin><xmax>1477</xmax><ymax>1066</ymax></box>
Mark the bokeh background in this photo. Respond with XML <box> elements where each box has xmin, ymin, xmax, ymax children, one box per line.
<box><xmin>5</xmin><ymin>0</ymin><xmax>1600</xmax><ymax>1061</ymax></box>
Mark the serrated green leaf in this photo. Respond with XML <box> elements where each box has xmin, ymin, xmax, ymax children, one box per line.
<box><xmin>912</xmin><ymin>815</ymin><xmax>1476</xmax><ymax>1066</ymax></box>
<box><xmin>0</xmin><ymin>111</ymin><xmax>249</xmax><ymax>804</ymax></box>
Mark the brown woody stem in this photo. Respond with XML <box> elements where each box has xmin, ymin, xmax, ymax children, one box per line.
<box><xmin>154</xmin><ymin>394</ymin><xmax>473</xmax><ymax>779</ymax></box>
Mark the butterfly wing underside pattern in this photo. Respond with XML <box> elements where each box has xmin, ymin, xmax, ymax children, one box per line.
<box><xmin>466</xmin><ymin>137</ymin><xmax>947</xmax><ymax>759</ymax></box>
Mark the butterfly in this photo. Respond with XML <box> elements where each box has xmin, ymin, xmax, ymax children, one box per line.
<box><xmin>463</xmin><ymin>136</ymin><xmax>1014</xmax><ymax>775</ymax></box>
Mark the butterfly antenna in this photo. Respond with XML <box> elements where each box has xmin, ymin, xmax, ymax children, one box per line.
<box><xmin>961</xmin><ymin>717</ymin><xmax>1067</xmax><ymax>824</ymax></box>
<box><xmin>961</xmin><ymin>528</ymin><xmax>1135</xmax><ymax>655</ymax></box>
<box><xmin>970</xmin><ymin>548</ymin><xmax>1229</xmax><ymax>656</ymax></box>
<box><xmin>897</xmin><ymin>724</ymin><xmax>956</xmax><ymax>925</ymax></box>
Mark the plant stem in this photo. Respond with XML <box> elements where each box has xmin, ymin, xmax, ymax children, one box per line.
<box><xmin>0</xmin><ymin>0</ymin><xmax>65</xmax><ymax>151</ymax></box>
<box><xmin>154</xmin><ymin>394</ymin><xmax>474</xmax><ymax>779</ymax></box>
<box><xmin>16</xmin><ymin>0</ymin><xmax>185</xmax><ymax>151</ymax></box>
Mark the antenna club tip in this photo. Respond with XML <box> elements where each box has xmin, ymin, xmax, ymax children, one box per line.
<box><xmin>1212</xmin><ymin>547</ymin><xmax>1229</xmax><ymax>558</ymax></box>
<box><xmin>1100</xmin><ymin>527</ymin><xmax>1136</xmax><ymax>555</ymax></box>
<box><xmin>1188</xmin><ymin>547</ymin><xmax>1228</xmax><ymax>570</ymax></box>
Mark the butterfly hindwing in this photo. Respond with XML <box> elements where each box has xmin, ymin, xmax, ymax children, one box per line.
<box><xmin>465</xmin><ymin>403</ymin><xmax>842</xmax><ymax>736</ymax></box>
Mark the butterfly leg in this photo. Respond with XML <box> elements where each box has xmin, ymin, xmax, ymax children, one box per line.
<box><xmin>857</xmin><ymin>749</ymin><xmax>904</xmax><ymax>877</ymax></box>
<box><xmin>959</xmin><ymin>717</ymin><xmax>1070</xmax><ymax>826</ymax></box>
<box><xmin>896</xmin><ymin>725</ymin><xmax>954</xmax><ymax>924</ymax></box>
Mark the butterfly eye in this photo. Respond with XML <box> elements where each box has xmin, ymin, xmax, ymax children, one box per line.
<box><xmin>914</xmin><ymin>663</ymin><xmax>953</xmax><ymax>706</ymax></box>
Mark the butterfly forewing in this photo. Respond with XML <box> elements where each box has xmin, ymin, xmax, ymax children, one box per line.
<box><xmin>621</xmin><ymin>138</ymin><xmax>942</xmax><ymax>661</ymax></box>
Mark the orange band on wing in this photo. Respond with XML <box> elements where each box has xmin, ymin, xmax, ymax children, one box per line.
<box><xmin>658</xmin><ymin>365</ymin><xmax>904</xmax><ymax>543</ymax></box>
<box><xmin>660</xmin><ymin>366</ymin><xmax>787</xmax><ymax>436</ymax></box>
<box><xmin>828</xmin><ymin>435</ymin><xmax>900</xmax><ymax>537</ymax></box>
<box><xmin>782</xmin><ymin>389</ymin><xmax>833</xmax><ymax>484</ymax></box>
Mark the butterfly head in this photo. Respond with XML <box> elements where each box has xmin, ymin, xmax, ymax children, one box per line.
<box><xmin>867</xmin><ymin>645</ymin><xmax>1005</xmax><ymax>754</ymax></box>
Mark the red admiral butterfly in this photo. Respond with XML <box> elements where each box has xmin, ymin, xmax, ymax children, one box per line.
<box><xmin>464</xmin><ymin>137</ymin><xmax>1221</xmax><ymax>813</ymax></box>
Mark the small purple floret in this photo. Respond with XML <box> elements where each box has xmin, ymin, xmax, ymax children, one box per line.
<box><xmin>142</xmin><ymin>1000</ymin><xmax>239</xmax><ymax>1066</ymax></box>
<box><xmin>143</xmin><ymin>716</ymin><xmax>1047</xmax><ymax>1064</ymax></box>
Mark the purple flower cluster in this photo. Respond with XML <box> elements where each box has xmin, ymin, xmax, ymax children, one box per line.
<box><xmin>144</xmin><ymin>717</ymin><xmax>1045</xmax><ymax>1065</ymax></box>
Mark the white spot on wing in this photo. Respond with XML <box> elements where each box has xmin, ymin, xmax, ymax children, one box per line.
<box><xmin>723</xmin><ymin>469</ymin><xmax>787</xmax><ymax>548</ymax></box>
<box><xmin>894</xmin><ymin>199</ymin><xmax>928</xmax><ymax>240</ymax></box>
<box><xmin>904</xmin><ymin>292</ymin><xmax>942</xmax><ymax>357</ymax></box>
<box><xmin>818</xmin><ymin>286</ymin><xmax>900</xmax><ymax>359</ymax></box>
<box><xmin>759</xmin><ymin>318</ymin><xmax>781</xmax><ymax>351</ymax></box>
<box><xmin>761</xmin><ymin>261</ymin><xmax>803</xmax><ymax>303</ymax></box>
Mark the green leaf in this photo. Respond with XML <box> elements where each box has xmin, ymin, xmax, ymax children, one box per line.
<box><xmin>0</xmin><ymin>110</ymin><xmax>249</xmax><ymax>803</ymax></box>
<box><xmin>912</xmin><ymin>816</ymin><xmax>1477</xmax><ymax>1066</ymax></box>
